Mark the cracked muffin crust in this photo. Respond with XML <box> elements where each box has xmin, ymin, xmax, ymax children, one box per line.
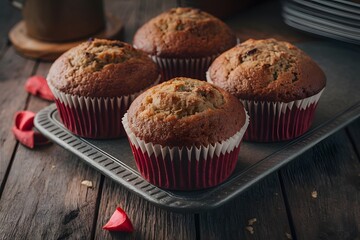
<box><xmin>133</xmin><ymin>7</ymin><xmax>237</xmax><ymax>58</ymax></box>
<box><xmin>207</xmin><ymin>38</ymin><xmax>326</xmax><ymax>102</ymax></box>
<box><xmin>47</xmin><ymin>38</ymin><xmax>159</xmax><ymax>97</ymax></box>
<box><xmin>127</xmin><ymin>77</ymin><xmax>246</xmax><ymax>147</ymax></box>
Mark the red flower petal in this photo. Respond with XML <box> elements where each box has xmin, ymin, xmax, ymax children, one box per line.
<box><xmin>25</xmin><ymin>75</ymin><xmax>54</xmax><ymax>101</ymax></box>
<box><xmin>103</xmin><ymin>207</ymin><xmax>134</xmax><ymax>232</ymax></box>
<box><xmin>15</xmin><ymin>111</ymin><xmax>35</xmax><ymax>131</ymax></box>
<box><xmin>12</xmin><ymin>126</ymin><xmax>35</xmax><ymax>148</ymax></box>
<box><xmin>12</xmin><ymin>111</ymin><xmax>50</xmax><ymax>148</ymax></box>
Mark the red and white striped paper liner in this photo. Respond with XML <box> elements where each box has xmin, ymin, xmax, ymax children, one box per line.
<box><xmin>122</xmin><ymin>112</ymin><xmax>249</xmax><ymax>190</ymax></box>
<box><xmin>207</xmin><ymin>72</ymin><xmax>324</xmax><ymax>142</ymax></box>
<box><xmin>151</xmin><ymin>55</ymin><xmax>218</xmax><ymax>81</ymax></box>
<box><xmin>48</xmin><ymin>76</ymin><xmax>160</xmax><ymax>139</ymax></box>
<box><xmin>240</xmin><ymin>89</ymin><xmax>324</xmax><ymax>142</ymax></box>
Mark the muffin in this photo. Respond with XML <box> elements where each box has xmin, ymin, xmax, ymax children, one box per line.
<box><xmin>122</xmin><ymin>77</ymin><xmax>249</xmax><ymax>190</ymax></box>
<box><xmin>207</xmin><ymin>38</ymin><xmax>326</xmax><ymax>142</ymax></box>
<box><xmin>47</xmin><ymin>38</ymin><xmax>160</xmax><ymax>139</ymax></box>
<box><xmin>133</xmin><ymin>7</ymin><xmax>237</xmax><ymax>81</ymax></box>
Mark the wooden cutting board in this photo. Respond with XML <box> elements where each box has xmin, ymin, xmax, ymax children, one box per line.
<box><xmin>9</xmin><ymin>14</ymin><xmax>123</xmax><ymax>61</ymax></box>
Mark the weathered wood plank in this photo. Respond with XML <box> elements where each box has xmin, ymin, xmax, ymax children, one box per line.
<box><xmin>0</xmin><ymin>62</ymin><xmax>102</xmax><ymax>239</ymax></box>
<box><xmin>0</xmin><ymin>141</ymin><xmax>102</xmax><ymax>240</ymax></box>
<box><xmin>94</xmin><ymin>179</ymin><xmax>197</xmax><ymax>240</ymax></box>
<box><xmin>0</xmin><ymin>48</ymin><xmax>36</xmax><ymax>191</ymax></box>
<box><xmin>199</xmin><ymin>173</ymin><xmax>292</xmax><ymax>239</ymax></box>
<box><xmin>0</xmin><ymin>0</ymin><xmax>21</xmax><ymax>57</ymax></box>
<box><xmin>347</xmin><ymin>117</ymin><xmax>360</xmax><ymax>158</ymax></box>
<box><xmin>280</xmin><ymin>130</ymin><xmax>360</xmax><ymax>240</ymax></box>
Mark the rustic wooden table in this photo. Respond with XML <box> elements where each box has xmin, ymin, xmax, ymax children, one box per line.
<box><xmin>1</xmin><ymin>0</ymin><xmax>359</xmax><ymax>239</ymax></box>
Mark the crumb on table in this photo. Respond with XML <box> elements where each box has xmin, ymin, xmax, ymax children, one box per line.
<box><xmin>311</xmin><ymin>190</ymin><xmax>318</xmax><ymax>198</ymax></box>
<box><xmin>248</xmin><ymin>218</ymin><xmax>257</xmax><ymax>225</ymax></box>
<box><xmin>245</xmin><ymin>226</ymin><xmax>254</xmax><ymax>234</ymax></box>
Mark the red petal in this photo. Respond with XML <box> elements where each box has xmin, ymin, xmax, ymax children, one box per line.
<box><xmin>25</xmin><ymin>76</ymin><xmax>54</xmax><ymax>101</ymax></box>
<box><xmin>103</xmin><ymin>207</ymin><xmax>134</xmax><ymax>232</ymax></box>
<box><xmin>15</xmin><ymin>111</ymin><xmax>35</xmax><ymax>131</ymax></box>
<box><xmin>12</xmin><ymin>126</ymin><xmax>35</xmax><ymax>148</ymax></box>
<box><xmin>12</xmin><ymin>111</ymin><xmax>50</xmax><ymax>148</ymax></box>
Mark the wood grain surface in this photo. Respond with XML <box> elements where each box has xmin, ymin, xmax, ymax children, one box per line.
<box><xmin>347</xmin><ymin>119</ymin><xmax>360</xmax><ymax>159</ymax></box>
<box><xmin>280</xmin><ymin>129</ymin><xmax>360</xmax><ymax>240</ymax></box>
<box><xmin>94</xmin><ymin>179</ymin><xmax>197</xmax><ymax>240</ymax></box>
<box><xmin>199</xmin><ymin>174</ymin><xmax>293</xmax><ymax>239</ymax></box>
<box><xmin>0</xmin><ymin>48</ymin><xmax>35</xmax><ymax>192</ymax></box>
<box><xmin>9</xmin><ymin>16</ymin><xmax>123</xmax><ymax>61</ymax></box>
<box><xmin>0</xmin><ymin>62</ymin><xmax>102</xmax><ymax>239</ymax></box>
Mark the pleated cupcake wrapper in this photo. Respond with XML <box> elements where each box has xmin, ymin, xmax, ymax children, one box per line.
<box><xmin>207</xmin><ymin>72</ymin><xmax>324</xmax><ymax>142</ymax></box>
<box><xmin>48</xmin><ymin>76</ymin><xmax>160</xmax><ymax>138</ymax></box>
<box><xmin>151</xmin><ymin>54</ymin><xmax>219</xmax><ymax>81</ymax></box>
<box><xmin>241</xmin><ymin>89</ymin><xmax>324</xmax><ymax>142</ymax></box>
<box><xmin>122</xmin><ymin>112</ymin><xmax>249</xmax><ymax>190</ymax></box>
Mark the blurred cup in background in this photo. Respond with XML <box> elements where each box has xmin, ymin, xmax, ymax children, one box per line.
<box><xmin>9</xmin><ymin>0</ymin><xmax>105</xmax><ymax>42</ymax></box>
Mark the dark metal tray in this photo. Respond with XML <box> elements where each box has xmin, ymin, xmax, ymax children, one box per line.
<box><xmin>34</xmin><ymin>41</ymin><xmax>360</xmax><ymax>212</ymax></box>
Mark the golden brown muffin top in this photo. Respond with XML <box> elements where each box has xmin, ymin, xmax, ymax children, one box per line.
<box><xmin>207</xmin><ymin>38</ymin><xmax>326</xmax><ymax>102</ymax></box>
<box><xmin>133</xmin><ymin>8</ymin><xmax>237</xmax><ymax>58</ymax></box>
<box><xmin>47</xmin><ymin>38</ymin><xmax>159</xmax><ymax>97</ymax></box>
<box><xmin>127</xmin><ymin>77</ymin><xmax>246</xmax><ymax>147</ymax></box>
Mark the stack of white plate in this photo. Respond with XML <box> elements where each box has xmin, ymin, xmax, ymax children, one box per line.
<box><xmin>282</xmin><ymin>0</ymin><xmax>360</xmax><ymax>45</ymax></box>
